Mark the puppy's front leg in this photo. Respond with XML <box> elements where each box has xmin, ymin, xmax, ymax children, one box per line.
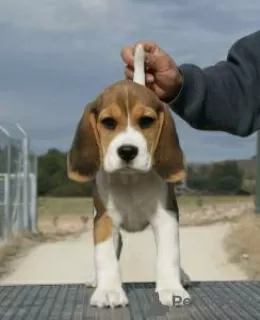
<box><xmin>86</xmin><ymin>208</ymin><xmax>123</xmax><ymax>288</ymax></box>
<box><xmin>150</xmin><ymin>208</ymin><xmax>190</xmax><ymax>306</ymax></box>
<box><xmin>90</xmin><ymin>213</ymin><xmax>128</xmax><ymax>308</ymax></box>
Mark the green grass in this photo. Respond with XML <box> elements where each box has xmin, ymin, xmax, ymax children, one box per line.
<box><xmin>38</xmin><ymin>197</ymin><xmax>93</xmax><ymax>218</ymax></box>
<box><xmin>38</xmin><ymin>195</ymin><xmax>253</xmax><ymax>217</ymax></box>
<box><xmin>177</xmin><ymin>195</ymin><xmax>253</xmax><ymax>208</ymax></box>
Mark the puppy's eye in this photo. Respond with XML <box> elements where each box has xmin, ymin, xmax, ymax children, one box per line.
<box><xmin>101</xmin><ymin>117</ymin><xmax>117</xmax><ymax>130</ymax></box>
<box><xmin>139</xmin><ymin>116</ymin><xmax>155</xmax><ymax>129</ymax></box>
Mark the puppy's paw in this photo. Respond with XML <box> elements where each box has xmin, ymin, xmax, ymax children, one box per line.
<box><xmin>90</xmin><ymin>287</ymin><xmax>129</xmax><ymax>308</ymax></box>
<box><xmin>156</xmin><ymin>286</ymin><xmax>191</xmax><ymax>307</ymax></box>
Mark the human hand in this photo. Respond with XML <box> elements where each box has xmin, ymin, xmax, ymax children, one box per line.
<box><xmin>121</xmin><ymin>41</ymin><xmax>183</xmax><ymax>102</ymax></box>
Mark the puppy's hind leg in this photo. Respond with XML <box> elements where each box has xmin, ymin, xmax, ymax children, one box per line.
<box><xmin>115</xmin><ymin>231</ymin><xmax>123</xmax><ymax>260</ymax></box>
<box><xmin>166</xmin><ymin>183</ymin><xmax>191</xmax><ymax>288</ymax></box>
<box><xmin>181</xmin><ymin>268</ymin><xmax>191</xmax><ymax>288</ymax></box>
<box><xmin>85</xmin><ymin>205</ymin><xmax>97</xmax><ymax>288</ymax></box>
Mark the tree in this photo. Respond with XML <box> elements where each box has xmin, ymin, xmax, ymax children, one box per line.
<box><xmin>187</xmin><ymin>165</ymin><xmax>210</xmax><ymax>190</ymax></box>
<box><xmin>37</xmin><ymin>148</ymin><xmax>92</xmax><ymax>197</ymax></box>
<box><xmin>209</xmin><ymin>161</ymin><xmax>243</xmax><ymax>193</ymax></box>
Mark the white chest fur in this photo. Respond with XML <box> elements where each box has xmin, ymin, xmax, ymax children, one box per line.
<box><xmin>95</xmin><ymin>170</ymin><xmax>168</xmax><ymax>232</ymax></box>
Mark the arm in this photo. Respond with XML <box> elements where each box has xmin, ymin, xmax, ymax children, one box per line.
<box><xmin>169</xmin><ymin>31</ymin><xmax>260</xmax><ymax>137</ymax></box>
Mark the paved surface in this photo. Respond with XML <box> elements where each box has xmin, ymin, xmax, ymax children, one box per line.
<box><xmin>0</xmin><ymin>223</ymin><xmax>246</xmax><ymax>285</ymax></box>
<box><xmin>0</xmin><ymin>281</ymin><xmax>259</xmax><ymax>319</ymax></box>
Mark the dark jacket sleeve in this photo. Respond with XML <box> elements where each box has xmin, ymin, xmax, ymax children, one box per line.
<box><xmin>168</xmin><ymin>30</ymin><xmax>260</xmax><ymax>137</ymax></box>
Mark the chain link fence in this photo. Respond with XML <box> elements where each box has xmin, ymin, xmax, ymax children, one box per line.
<box><xmin>0</xmin><ymin>123</ymin><xmax>38</xmax><ymax>243</ymax></box>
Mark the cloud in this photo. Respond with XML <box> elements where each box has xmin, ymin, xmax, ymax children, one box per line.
<box><xmin>0</xmin><ymin>0</ymin><xmax>259</xmax><ymax>161</ymax></box>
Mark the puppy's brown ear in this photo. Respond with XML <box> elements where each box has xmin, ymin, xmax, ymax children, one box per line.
<box><xmin>67</xmin><ymin>101</ymin><xmax>101</xmax><ymax>182</ymax></box>
<box><xmin>154</xmin><ymin>104</ymin><xmax>186</xmax><ymax>183</ymax></box>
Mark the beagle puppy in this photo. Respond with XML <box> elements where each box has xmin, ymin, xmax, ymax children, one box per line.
<box><xmin>67</xmin><ymin>44</ymin><xmax>190</xmax><ymax>308</ymax></box>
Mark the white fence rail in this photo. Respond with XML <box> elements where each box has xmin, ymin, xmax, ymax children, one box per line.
<box><xmin>0</xmin><ymin>123</ymin><xmax>38</xmax><ymax>242</ymax></box>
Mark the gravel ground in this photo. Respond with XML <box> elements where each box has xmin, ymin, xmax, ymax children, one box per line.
<box><xmin>0</xmin><ymin>222</ymin><xmax>247</xmax><ymax>285</ymax></box>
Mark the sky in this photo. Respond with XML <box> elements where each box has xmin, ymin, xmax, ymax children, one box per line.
<box><xmin>0</xmin><ymin>0</ymin><xmax>260</xmax><ymax>162</ymax></box>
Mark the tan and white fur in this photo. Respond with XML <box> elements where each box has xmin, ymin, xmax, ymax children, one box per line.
<box><xmin>67</xmin><ymin>44</ymin><xmax>190</xmax><ymax>308</ymax></box>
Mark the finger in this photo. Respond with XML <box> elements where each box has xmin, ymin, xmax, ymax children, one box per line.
<box><xmin>144</xmin><ymin>52</ymin><xmax>157</xmax><ymax>70</ymax></box>
<box><xmin>134</xmin><ymin>41</ymin><xmax>157</xmax><ymax>53</ymax></box>
<box><xmin>146</xmin><ymin>73</ymin><xmax>154</xmax><ymax>84</ymax></box>
<box><xmin>146</xmin><ymin>82</ymin><xmax>154</xmax><ymax>91</ymax></box>
<box><xmin>125</xmin><ymin>66</ymin><xmax>154</xmax><ymax>83</ymax></box>
<box><xmin>121</xmin><ymin>46</ymin><xmax>135</xmax><ymax>67</ymax></box>
<box><xmin>124</xmin><ymin>67</ymin><xmax>134</xmax><ymax>80</ymax></box>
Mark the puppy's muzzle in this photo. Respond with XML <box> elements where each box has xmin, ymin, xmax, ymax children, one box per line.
<box><xmin>117</xmin><ymin>145</ymin><xmax>138</xmax><ymax>163</ymax></box>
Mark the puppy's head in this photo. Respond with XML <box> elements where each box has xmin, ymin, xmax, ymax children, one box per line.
<box><xmin>67</xmin><ymin>80</ymin><xmax>186</xmax><ymax>182</ymax></box>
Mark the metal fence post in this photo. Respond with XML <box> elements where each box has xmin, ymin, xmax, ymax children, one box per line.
<box><xmin>0</xmin><ymin>126</ymin><xmax>12</xmax><ymax>242</ymax></box>
<box><xmin>30</xmin><ymin>155</ymin><xmax>38</xmax><ymax>233</ymax></box>
<box><xmin>16</xmin><ymin>124</ymin><xmax>30</xmax><ymax>231</ymax></box>
<box><xmin>255</xmin><ymin>131</ymin><xmax>260</xmax><ymax>213</ymax></box>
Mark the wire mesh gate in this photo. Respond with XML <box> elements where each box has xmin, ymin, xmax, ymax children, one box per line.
<box><xmin>0</xmin><ymin>123</ymin><xmax>38</xmax><ymax>242</ymax></box>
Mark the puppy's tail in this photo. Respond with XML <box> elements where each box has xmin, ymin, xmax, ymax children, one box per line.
<box><xmin>133</xmin><ymin>44</ymin><xmax>145</xmax><ymax>86</ymax></box>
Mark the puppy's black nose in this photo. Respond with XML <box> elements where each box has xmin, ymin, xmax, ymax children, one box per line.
<box><xmin>117</xmin><ymin>145</ymin><xmax>138</xmax><ymax>162</ymax></box>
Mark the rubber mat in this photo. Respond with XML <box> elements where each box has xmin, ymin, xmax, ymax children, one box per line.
<box><xmin>0</xmin><ymin>281</ymin><xmax>260</xmax><ymax>319</ymax></box>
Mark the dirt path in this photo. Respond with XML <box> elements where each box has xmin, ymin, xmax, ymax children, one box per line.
<box><xmin>0</xmin><ymin>223</ymin><xmax>246</xmax><ymax>285</ymax></box>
